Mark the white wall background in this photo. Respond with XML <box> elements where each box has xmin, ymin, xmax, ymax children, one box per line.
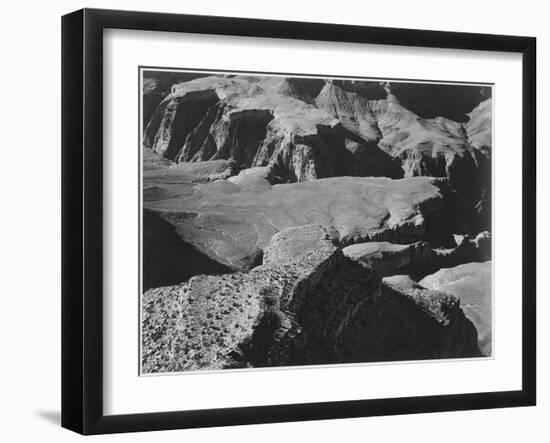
<box><xmin>0</xmin><ymin>0</ymin><xmax>546</xmax><ymax>441</ymax></box>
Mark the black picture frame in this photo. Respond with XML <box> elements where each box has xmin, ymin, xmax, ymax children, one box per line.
<box><xmin>61</xmin><ymin>8</ymin><xmax>537</xmax><ymax>435</ymax></box>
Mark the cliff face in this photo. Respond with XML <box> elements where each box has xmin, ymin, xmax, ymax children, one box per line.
<box><xmin>330</xmin><ymin>80</ymin><xmax>491</xmax><ymax>122</ymax></box>
<box><xmin>315</xmin><ymin>81</ymin><xmax>491</xmax><ymax>220</ymax></box>
<box><xmin>141</xmin><ymin>71</ymin><xmax>493</xmax><ymax>372</ymax></box>
<box><xmin>143</xmin><ymin>76</ymin><xmax>491</xmax><ymax>230</ymax></box>
<box><xmin>144</xmin><ymin>75</ymin><xmax>404</xmax><ymax>182</ymax></box>
<box><xmin>142</xmin><ymin>71</ymin><xmax>209</xmax><ymax>129</ymax></box>
<box><xmin>465</xmin><ymin>98</ymin><xmax>492</xmax><ymax>153</ymax></box>
<box><xmin>142</xmin><ymin>225</ymin><xmax>480</xmax><ymax>373</ymax></box>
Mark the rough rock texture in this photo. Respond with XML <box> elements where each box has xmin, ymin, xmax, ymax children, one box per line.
<box><xmin>142</xmin><ymin>225</ymin><xmax>481</xmax><ymax>372</ymax></box>
<box><xmin>314</xmin><ymin>80</ymin><xmax>491</xmax><ymax>224</ymax></box>
<box><xmin>143</xmin><ymin>157</ymin><xmax>239</xmax><ymax>188</ymax></box>
<box><xmin>144</xmin><ymin>76</ymin><xmax>491</xmax><ymax>216</ymax></box>
<box><xmin>144</xmin><ymin>75</ymin><xmax>403</xmax><ymax>181</ymax></box>
<box><xmin>142</xmin><ymin>71</ymin><xmax>209</xmax><ymax>129</ymax></box>
<box><xmin>370</xmin><ymin>97</ymin><xmax>490</xmax><ymax>211</ymax></box>
<box><xmin>363</xmin><ymin>280</ymin><xmax>481</xmax><ymax>361</ymax></box>
<box><xmin>141</xmin><ymin>73</ymin><xmax>493</xmax><ymax>372</ymax></box>
<box><xmin>315</xmin><ymin>80</ymin><xmax>382</xmax><ymax>142</ymax></box>
<box><xmin>343</xmin><ymin>231</ymin><xmax>491</xmax><ymax>279</ymax></box>
<box><xmin>379</xmin><ymin>82</ymin><xmax>491</xmax><ymax>123</ymax></box>
<box><xmin>420</xmin><ymin>261</ymin><xmax>492</xmax><ymax>355</ymax></box>
<box><xmin>144</xmin><ymin>174</ymin><xmax>470</xmax><ymax>272</ymax></box>
<box><xmin>465</xmin><ymin>98</ymin><xmax>492</xmax><ymax>153</ymax></box>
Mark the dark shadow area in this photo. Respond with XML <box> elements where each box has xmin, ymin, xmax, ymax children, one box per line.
<box><xmin>142</xmin><ymin>71</ymin><xmax>209</xmax><ymax>126</ymax></box>
<box><xmin>164</xmin><ymin>90</ymin><xmax>219</xmax><ymax>160</ymax></box>
<box><xmin>285</xmin><ymin>260</ymin><xmax>481</xmax><ymax>366</ymax></box>
<box><xmin>387</xmin><ymin>83</ymin><xmax>491</xmax><ymax>122</ymax></box>
<box><xmin>143</xmin><ymin>209</ymin><xmax>232</xmax><ymax>291</ymax></box>
<box><xmin>342</xmin><ymin>128</ymin><xmax>404</xmax><ymax>179</ymax></box>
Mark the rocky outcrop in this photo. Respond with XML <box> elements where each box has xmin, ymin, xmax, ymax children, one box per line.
<box><xmin>316</xmin><ymin>80</ymin><xmax>491</xmax><ymax>122</ymax></box>
<box><xmin>144</xmin><ymin>89</ymin><xmax>220</xmax><ymax>160</ymax></box>
<box><xmin>142</xmin><ymin>71</ymin><xmax>210</xmax><ymax>129</ymax></box>
<box><xmin>143</xmin><ymin>75</ymin><xmax>491</xmax><ymax>230</ymax></box>
<box><xmin>315</xmin><ymin>80</ymin><xmax>381</xmax><ymax>142</ymax></box>
<box><xmin>382</xmin><ymin>82</ymin><xmax>491</xmax><ymax>123</ymax></box>
<box><xmin>356</xmin><ymin>280</ymin><xmax>481</xmax><ymax>362</ymax></box>
<box><xmin>142</xmin><ymin>225</ymin><xmax>481</xmax><ymax>372</ymax></box>
<box><xmin>378</xmin><ymin>275</ymin><xmax>481</xmax><ymax>359</ymax></box>
<box><xmin>343</xmin><ymin>231</ymin><xmax>491</xmax><ymax>279</ymax></box>
<box><xmin>420</xmin><ymin>261</ymin><xmax>492</xmax><ymax>356</ymax></box>
<box><xmin>465</xmin><ymin>98</ymin><xmax>492</xmax><ymax>154</ymax></box>
<box><xmin>141</xmin><ymin>73</ymin><xmax>493</xmax><ymax>372</ymax></box>
<box><xmin>143</xmin><ymin>174</ymin><xmax>470</xmax><ymax>274</ymax></box>
<box><xmin>368</xmin><ymin>97</ymin><xmax>490</xmax><ymax>210</ymax></box>
<box><xmin>314</xmin><ymin>80</ymin><xmax>491</xmax><ymax>223</ymax></box>
<box><xmin>144</xmin><ymin>75</ymin><xmax>404</xmax><ymax>181</ymax></box>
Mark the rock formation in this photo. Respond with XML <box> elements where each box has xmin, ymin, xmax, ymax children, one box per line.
<box><xmin>142</xmin><ymin>225</ymin><xmax>480</xmax><ymax>372</ymax></box>
<box><xmin>465</xmin><ymin>98</ymin><xmax>492</xmax><ymax>154</ymax></box>
<box><xmin>143</xmin><ymin>75</ymin><xmax>404</xmax><ymax>181</ymax></box>
<box><xmin>420</xmin><ymin>261</ymin><xmax>492</xmax><ymax>356</ymax></box>
<box><xmin>144</xmin><ymin>74</ymin><xmax>491</xmax><ymax>230</ymax></box>
<box><xmin>142</xmin><ymin>209</ymin><xmax>231</xmax><ymax>291</ymax></box>
<box><xmin>142</xmin><ymin>71</ymin><xmax>210</xmax><ymax>129</ymax></box>
<box><xmin>141</xmin><ymin>71</ymin><xmax>493</xmax><ymax>372</ymax></box>
<box><xmin>343</xmin><ymin>231</ymin><xmax>491</xmax><ymax>279</ymax></box>
<box><xmin>143</xmin><ymin>173</ymin><xmax>469</xmax><ymax>271</ymax></box>
<box><xmin>314</xmin><ymin>79</ymin><xmax>491</xmax><ymax>230</ymax></box>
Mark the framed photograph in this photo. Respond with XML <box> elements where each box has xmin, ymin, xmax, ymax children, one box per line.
<box><xmin>62</xmin><ymin>8</ymin><xmax>536</xmax><ymax>434</ymax></box>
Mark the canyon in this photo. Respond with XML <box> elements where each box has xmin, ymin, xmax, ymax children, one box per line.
<box><xmin>141</xmin><ymin>71</ymin><xmax>492</xmax><ymax>372</ymax></box>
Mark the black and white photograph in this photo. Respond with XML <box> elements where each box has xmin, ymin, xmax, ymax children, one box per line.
<box><xmin>0</xmin><ymin>0</ymin><xmax>545</xmax><ymax>439</ymax></box>
<box><xmin>140</xmin><ymin>69</ymin><xmax>493</xmax><ymax>374</ymax></box>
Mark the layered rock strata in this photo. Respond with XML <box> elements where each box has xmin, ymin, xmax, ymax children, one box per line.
<box><xmin>144</xmin><ymin>76</ymin><xmax>403</xmax><ymax>182</ymax></box>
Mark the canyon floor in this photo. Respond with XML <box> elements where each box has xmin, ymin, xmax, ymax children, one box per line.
<box><xmin>141</xmin><ymin>71</ymin><xmax>492</xmax><ymax>373</ymax></box>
